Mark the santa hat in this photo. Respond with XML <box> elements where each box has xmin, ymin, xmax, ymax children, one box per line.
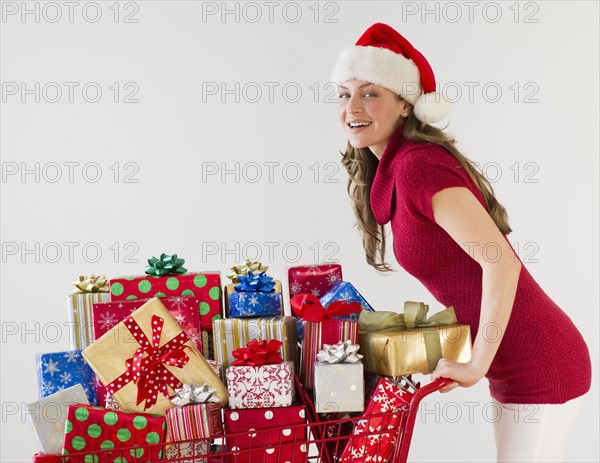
<box><xmin>331</xmin><ymin>23</ymin><xmax>450</xmax><ymax>124</ymax></box>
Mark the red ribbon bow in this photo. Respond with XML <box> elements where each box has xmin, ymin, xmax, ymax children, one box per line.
<box><xmin>231</xmin><ymin>339</ymin><xmax>283</xmax><ymax>366</ymax></box>
<box><xmin>106</xmin><ymin>315</ymin><xmax>190</xmax><ymax>410</ymax></box>
<box><xmin>290</xmin><ymin>294</ymin><xmax>361</xmax><ymax>321</ymax></box>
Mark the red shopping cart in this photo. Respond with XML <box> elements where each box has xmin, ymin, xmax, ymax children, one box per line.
<box><xmin>33</xmin><ymin>376</ymin><xmax>452</xmax><ymax>463</ymax></box>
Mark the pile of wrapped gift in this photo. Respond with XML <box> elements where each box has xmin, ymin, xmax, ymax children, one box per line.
<box><xmin>27</xmin><ymin>256</ymin><xmax>472</xmax><ymax>462</ymax></box>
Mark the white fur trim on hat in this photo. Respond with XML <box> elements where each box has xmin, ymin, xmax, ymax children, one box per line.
<box><xmin>331</xmin><ymin>45</ymin><xmax>422</xmax><ymax>104</ymax></box>
<box><xmin>413</xmin><ymin>92</ymin><xmax>451</xmax><ymax>124</ymax></box>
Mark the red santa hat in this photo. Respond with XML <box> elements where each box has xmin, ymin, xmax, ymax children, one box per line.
<box><xmin>331</xmin><ymin>23</ymin><xmax>450</xmax><ymax>124</ymax></box>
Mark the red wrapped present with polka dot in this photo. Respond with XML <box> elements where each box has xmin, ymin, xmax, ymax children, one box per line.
<box><xmin>108</xmin><ymin>271</ymin><xmax>223</xmax><ymax>331</ymax></box>
<box><xmin>224</xmin><ymin>405</ymin><xmax>308</xmax><ymax>463</ymax></box>
<box><xmin>61</xmin><ymin>404</ymin><xmax>166</xmax><ymax>462</ymax></box>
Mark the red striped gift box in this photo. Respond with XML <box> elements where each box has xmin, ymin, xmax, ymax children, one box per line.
<box><xmin>166</xmin><ymin>403</ymin><xmax>223</xmax><ymax>442</ymax></box>
<box><xmin>300</xmin><ymin>319</ymin><xmax>358</xmax><ymax>389</ymax></box>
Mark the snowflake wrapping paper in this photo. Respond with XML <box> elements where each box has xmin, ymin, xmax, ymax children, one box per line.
<box><xmin>339</xmin><ymin>378</ymin><xmax>412</xmax><ymax>462</ymax></box>
<box><xmin>92</xmin><ymin>296</ymin><xmax>204</xmax><ymax>352</ymax></box>
<box><xmin>287</xmin><ymin>263</ymin><xmax>343</xmax><ymax>299</ymax></box>
<box><xmin>67</xmin><ymin>290</ymin><xmax>111</xmax><ymax>350</ymax></box>
<box><xmin>108</xmin><ymin>272</ymin><xmax>222</xmax><ymax>324</ymax></box>
<box><xmin>82</xmin><ymin>297</ymin><xmax>228</xmax><ymax>416</ymax></box>
<box><xmin>36</xmin><ymin>350</ymin><xmax>98</xmax><ymax>405</ymax></box>
<box><xmin>212</xmin><ymin>316</ymin><xmax>298</xmax><ymax>371</ymax></box>
<box><xmin>320</xmin><ymin>281</ymin><xmax>375</xmax><ymax>322</ymax></box>
<box><xmin>224</xmin><ymin>405</ymin><xmax>308</xmax><ymax>463</ymax></box>
<box><xmin>314</xmin><ymin>362</ymin><xmax>364</xmax><ymax>413</ymax></box>
<box><xmin>26</xmin><ymin>383</ymin><xmax>89</xmax><ymax>454</ymax></box>
<box><xmin>61</xmin><ymin>404</ymin><xmax>166</xmax><ymax>462</ymax></box>
<box><xmin>300</xmin><ymin>320</ymin><xmax>358</xmax><ymax>390</ymax></box>
<box><xmin>224</xmin><ymin>279</ymin><xmax>283</xmax><ymax>318</ymax></box>
<box><xmin>226</xmin><ymin>361</ymin><xmax>295</xmax><ymax>409</ymax></box>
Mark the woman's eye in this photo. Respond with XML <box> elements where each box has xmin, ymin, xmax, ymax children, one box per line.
<box><xmin>364</xmin><ymin>92</ymin><xmax>376</xmax><ymax>97</ymax></box>
<box><xmin>338</xmin><ymin>93</ymin><xmax>349</xmax><ymax>99</ymax></box>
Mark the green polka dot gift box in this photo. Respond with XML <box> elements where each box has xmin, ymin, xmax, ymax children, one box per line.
<box><xmin>61</xmin><ymin>403</ymin><xmax>166</xmax><ymax>462</ymax></box>
<box><xmin>108</xmin><ymin>272</ymin><xmax>222</xmax><ymax>328</ymax></box>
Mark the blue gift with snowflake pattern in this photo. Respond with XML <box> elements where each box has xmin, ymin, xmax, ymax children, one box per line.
<box><xmin>229</xmin><ymin>291</ymin><xmax>283</xmax><ymax>318</ymax></box>
<box><xmin>36</xmin><ymin>350</ymin><xmax>98</xmax><ymax>405</ymax></box>
<box><xmin>319</xmin><ymin>281</ymin><xmax>375</xmax><ymax>321</ymax></box>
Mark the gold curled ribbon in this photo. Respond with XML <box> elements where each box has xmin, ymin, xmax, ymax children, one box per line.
<box><xmin>226</xmin><ymin>260</ymin><xmax>268</xmax><ymax>283</ymax></box>
<box><xmin>71</xmin><ymin>274</ymin><xmax>109</xmax><ymax>294</ymax></box>
<box><xmin>358</xmin><ymin>301</ymin><xmax>457</xmax><ymax>331</ymax></box>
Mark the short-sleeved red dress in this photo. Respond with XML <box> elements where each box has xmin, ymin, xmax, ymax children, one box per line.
<box><xmin>369</xmin><ymin>123</ymin><xmax>592</xmax><ymax>404</ymax></box>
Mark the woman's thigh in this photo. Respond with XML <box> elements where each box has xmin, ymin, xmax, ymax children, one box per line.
<box><xmin>491</xmin><ymin>394</ymin><xmax>586</xmax><ymax>462</ymax></box>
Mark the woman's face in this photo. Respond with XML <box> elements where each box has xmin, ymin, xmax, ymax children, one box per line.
<box><xmin>337</xmin><ymin>79</ymin><xmax>410</xmax><ymax>159</ymax></box>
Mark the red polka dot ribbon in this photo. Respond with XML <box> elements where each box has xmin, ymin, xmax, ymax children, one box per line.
<box><xmin>106</xmin><ymin>315</ymin><xmax>190</xmax><ymax>410</ymax></box>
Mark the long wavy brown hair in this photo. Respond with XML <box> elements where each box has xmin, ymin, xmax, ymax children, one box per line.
<box><xmin>341</xmin><ymin>95</ymin><xmax>513</xmax><ymax>273</ymax></box>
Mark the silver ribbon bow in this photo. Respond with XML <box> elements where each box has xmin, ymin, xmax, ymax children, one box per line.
<box><xmin>316</xmin><ymin>340</ymin><xmax>363</xmax><ymax>364</ymax></box>
<box><xmin>171</xmin><ymin>383</ymin><xmax>219</xmax><ymax>407</ymax></box>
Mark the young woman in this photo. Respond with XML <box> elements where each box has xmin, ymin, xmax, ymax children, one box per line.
<box><xmin>330</xmin><ymin>23</ymin><xmax>592</xmax><ymax>462</ymax></box>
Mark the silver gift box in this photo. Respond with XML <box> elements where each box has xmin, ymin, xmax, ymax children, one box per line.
<box><xmin>313</xmin><ymin>362</ymin><xmax>364</xmax><ymax>413</ymax></box>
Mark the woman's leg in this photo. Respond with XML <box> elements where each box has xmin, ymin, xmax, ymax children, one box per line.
<box><xmin>491</xmin><ymin>394</ymin><xmax>586</xmax><ymax>462</ymax></box>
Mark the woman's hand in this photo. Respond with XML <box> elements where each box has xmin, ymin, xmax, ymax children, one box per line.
<box><xmin>431</xmin><ymin>359</ymin><xmax>487</xmax><ymax>393</ymax></box>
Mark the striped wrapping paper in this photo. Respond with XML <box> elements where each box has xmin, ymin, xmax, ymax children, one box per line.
<box><xmin>300</xmin><ymin>319</ymin><xmax>358</xmax><ymax>389</ymax></box>
<box><xmin>166</xmin><ymin>403</ymin><xmax>223</xmax><ymax>442</ymax></box>
<box><xmin>212</xmin><ymin>316</ymin><xmax>298</xmax><ymax>371</ymax></box>
<box><xmin>67</xmin><ymin>291</ymin><xmax>110</xmax><ymax>350</ymax></box>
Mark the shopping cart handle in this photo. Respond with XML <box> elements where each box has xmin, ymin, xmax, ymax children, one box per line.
<box><xmin>412</xmin><ymin>377</ymin><xmax>454</xmax><ymax>401</ymax></box>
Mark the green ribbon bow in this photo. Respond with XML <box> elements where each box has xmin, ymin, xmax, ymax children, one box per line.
<box><xmin>145</xmin><ymin>253</ymin><xmax>187</xmax><ymax>277</ymax></box>
<box><xmin>358</xmin><ymin>301</ymin><xmax>457</xmax><ymax>332</ymax></box>
<box><xmin>71</xmin><ymin>275</ymin><xmax>109</xmax><ymax>294</ymax></box>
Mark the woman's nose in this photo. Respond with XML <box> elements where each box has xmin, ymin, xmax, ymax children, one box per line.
<box><xmin>347</xmin><ymin>94</ymin><xmax>362</xmax><ymax>113</ymax></box>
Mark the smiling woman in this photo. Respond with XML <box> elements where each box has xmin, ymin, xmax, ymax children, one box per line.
<box><xmin>331</xmin><ymin>22</ymin><xmax>592</xmax><ymax>463</ymax></box>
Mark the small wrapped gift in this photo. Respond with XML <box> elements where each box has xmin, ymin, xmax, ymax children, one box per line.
<box><xmin>287</xmin><ymin>263</ymin><xmax>343</xmax><ymax>298</ymax></box>
<box><xmin>61</xmin><ymin>404</ymin><xmax>166</xmax><ymax>461</ymax></box>
<box><xmin>165</xmin><ymin>440</ymin><xmax>210</xmax><ymax>463</ymax></box>
<box><xmin>26</xmin><ymin>384</ymin><xmax>89</xmax><ymax>455</ymax></box>
<box><xmin>213</xmin><ymin>316</ymin><xmax>298</xmax><ymax>371</ymax></box>
<box><xmin>358</xmin><ymin>302</ymin><xmax>472</xmax><ymax>376</ymax></box>
<box><xmin>225</xmin><ymin>270</ymin><xmax>283</xmax><ymax>318</ymax></box>
<box><xmin>67</xmin><ymin>274</ymin><xmax>111</xmax><ymax>350</ymax></box>
<box><xmin>36</xmin><ymin>350</ymin><xmax>97</xmax><ymax>405</ymax></box>
<box><xmin>108</xmin><ymin>254</ymin><xmax>222</xmax><ymax>320</ymax></box>
<box><xmin>339</xmin><ymin>378</ymin><xmax>412</xmax><ymax>462</ymax></box>
<box><xmin>224</xmin><ymin>405</ymin><xmax>308</xmax><ymax>463</ymax></box>
<box><xmin>292</xmin><ymin>294</ymin><xmax>361</xmax><ymax>389</ymax></box>
<box><xmin>166</xmin><ymin>384</ymin><xmax>223</xmax><ymax>441</ymax></box>
<box><xmin>320</xmin><ymin>281</ymin><xmax>375</xmax><ymax>322</ymax></box>
<box><xmin>313</xmin><ymin>341</ymin><xmax>364</xmax><ymax>413</ymax></box>
<box><xmin>82</xmin><ymin>297</ymin><xmax>228</xmax><ymax>416</ymax></box>
<box><xmin>226</xmin><ymin>339</ymin><xmax>295</xmax><ymax>409</ymax></box>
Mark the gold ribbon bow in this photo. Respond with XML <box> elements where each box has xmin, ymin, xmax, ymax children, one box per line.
<box><xmin>71</xmin><ymin>275</ymin><xmax>109</xmax><ymax>294</ymax></box>
<box><xmin>358</xmin><ymin>301</ymin><xmax>457</xmax><ymax>331</ymax></box>
<box><xmin>358</xmin><ymin>302</ymin><xmax>460</xmax><ymax>374</ymax></box>
<box><xmin>226</xmin><ymin>260</ymin><xmax>268</xmax><ymax>283</ymax></box>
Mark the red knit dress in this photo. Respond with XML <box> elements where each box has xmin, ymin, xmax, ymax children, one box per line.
<box><xmin>369</xmin><ymin>123</ymin><xmax>592</xmax><ymax>404</ymax></box>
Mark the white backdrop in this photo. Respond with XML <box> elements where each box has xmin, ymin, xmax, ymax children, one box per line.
<box><xmin>1</xmin><ymin>1</ymin><xmax>598</xmax><ymax>461</ymax></box>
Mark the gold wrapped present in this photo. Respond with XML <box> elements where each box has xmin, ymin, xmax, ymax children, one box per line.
<box><xmin>358</xmin><ymin>302</ymin><xmax>472</xmax><ymax>377</ymax></box>
<box><xmin>83</xmin><ymin>297</ymin><xmax>228</xmax><ymax>416</ymax></box>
